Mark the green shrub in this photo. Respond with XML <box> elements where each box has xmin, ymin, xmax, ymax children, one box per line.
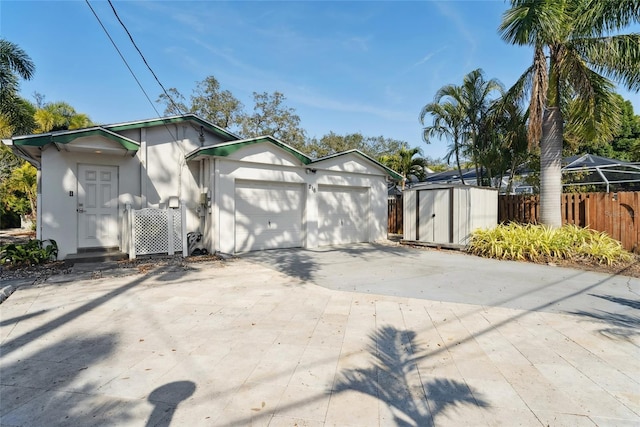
<box><xmin>0</xmin><ymin>239</ymin><xmax>58</xmax><ymax>267</ymax></box>
<box><xmin>469</xmin><ymin>224</ymin><xmax>632</xmax><ymax>266</ymax></box>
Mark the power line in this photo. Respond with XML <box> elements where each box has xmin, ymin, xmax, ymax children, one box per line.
<box><xmin>85</xmin><ymin>0</ymin><xmax>178</xmax><ymax>141</ymax></box>
<box><xmin>84</xmin><ymin>0</ymin><xmax>163</xmax><ymax>120</ymax></box>
<box><xmin>107</xmin><ymin>0</ymin><xmax>186</xmax><ymax>116</ymax></box>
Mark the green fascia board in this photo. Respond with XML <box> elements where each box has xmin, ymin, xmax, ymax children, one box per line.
<box><xmin>187</xmin><ymin>137</ymin><xmax>312</xmax><ymax>164</ymax></box>
<box><xmin>13</xmin><ymin>128</ymin><xmax>140</xmax><ymax>151</ymax></box>
<box><xmin>311</xmin><ymin>149</ymin><xmax>404</xmax><ymax>181</ymax></box>
<box><xmin>105</xmin><ymin>114</ymin><xmax>239</xmax><ymax>142</ymax></box>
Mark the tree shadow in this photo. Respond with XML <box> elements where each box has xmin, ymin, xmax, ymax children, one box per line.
<box><xmin>0</xmin><ymin>333</ymin><xmax>136</xmax><ymax>425</ymax></box>
<box><xmin>569</xmin><ymin>293</ymin><xmax>640</xmax><ymax>342</ymax></box>
<box><xmin>0</xmin><ymin>309</ymin><xmax>48</xmax><ymax>327</ymax></box>
<box><xmin>241</xmin><ymin>243</ymin><xmax>411</xmax><ymax>283</ymax></box>
<box><xmin>1</xmin><ymin>264</ymin><xmax>188</xmax><ymax>358</ymax></box>
<box><xmin>332</xmin><ymin>326</ymin><xmax>488</xmax><ymax>426</ymax></box>
<box><xmin>146</xmin><ymin>381</ymin><xmax>196</xmax><ymax>427</ymax></box>
<box><xmin>589</xmin><ymin>293</ymin><xmax>640</xmax><ymax>310</ymax></box>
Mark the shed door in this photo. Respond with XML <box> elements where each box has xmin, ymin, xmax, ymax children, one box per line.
<box><xmin>418</xmin><ymin>189</ymin><xmax>450</xmax><ymax>243</ymax></box>
<box><xmin>77</xmin><ymin>164</ymin><xmax>119</xmax><ymax>249</ymax></box>
<box><xmin>318</xmin><ymin>186</ymin><xmax>368</xmax><ymax>246</ymax></box>
<box><xmin>234</xmin><ymin>181</ymin><xmax>303</xmax><ymax>252</ymax></box>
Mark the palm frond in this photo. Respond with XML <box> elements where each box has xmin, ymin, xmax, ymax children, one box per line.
<box><xmin>0</xmin><ymin>39</ymin><xmax>35</xmax><ymax>81</ymax></box>
<box><xmin>572</xmin><ymin>34</ymin><xmax>640</xmax><ymax>91</ymax></box>
<box><xmin>575</xmin><ymin>0</ymin><xmax>640</xmax><ymax>35</ymax></box>
<box><xmin>499</xmin><ymin>0</ymin><xmax>569</xmax><ymax>46</ymax></box>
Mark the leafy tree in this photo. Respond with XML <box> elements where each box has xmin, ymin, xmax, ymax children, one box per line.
<box><xmin>455</xmin><ymin>69</ymin><xmax>504</xmax><ymax>185</ymax></box>
<box><xmin>569</xmin><ymin>94</ymin><xmax>640</xmax><ymax>160</ymax></box>
<box><xmin>499</xmin><ymin>0</ymin><xmax>640</xmax><ymax>227</ymax></box>
<box><xmin>487</xmin><ymin>100</ymin><xmax>531</xmax><ymax>192</ymax></box>
<box><xmin>306</xmin><ymin>132</ymin><xmax>407</xmax><ymax>159</ymax></box>
<box><xmin>157</xmin><ymin>76</ymin><xmax>245</xmax><ymax>132</ymax></box>
<box><xmin>378</xmin><ymin>147</ymin><xmax>429</xmax><ymax>184</ymax></box>
<box><xmin>241</xmin><ymin>91</ymin><xmax>306</xmax><ymax>150</ymax></box>
<box><xmin>34</xmin><ymin>101</ymin><xmax>92</xmax><ymax>133</ymax></box>
<box><xmin>1</xmin><ymin>162</ymin><xmax>36</xmax><ymax>221</ymax></box>
<box><xmin>421</xmin><ymin>89</ymin><xmax>468</xmax><ymax>184</ymax></box>
<box><xmin>0</xmin><ymin>39</ymin><xmax>36</xmax><ymax>137</ymax></box>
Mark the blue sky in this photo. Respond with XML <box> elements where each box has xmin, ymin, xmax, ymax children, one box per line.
<box><xmin>2</xmin><ymin>1</ymin><xmax>639</xmax><ymax>161</ymax></box>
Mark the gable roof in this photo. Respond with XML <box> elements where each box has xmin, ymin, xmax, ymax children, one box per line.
<box><xmin>11</xmin><ymin>127</ymin><xmax>140</xmax><ymax>151</ymax></box>
<box><xmin>186</xmin><ymin>135</ymin><xmax>312</xmax><ymax>165</ymax></box>
<box><xmin>311</xmin><ymin>149</ymin><xmax>403</xmax><ymax>181</ymax></box>
<box><xmin>103</xmin><ymin>114</ymin><xmax>239</xmax><ymax>142</ymax></box>
<box><xmin>4</xmin><ymin>114</ymin><xmax>240</xmax><ymax>164</ymax></box>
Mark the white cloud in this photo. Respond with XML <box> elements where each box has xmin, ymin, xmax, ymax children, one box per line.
<box><xmin>433</xmin><ymin>2</ymin><xmax>477</xmax><ymax>52</ymax></box>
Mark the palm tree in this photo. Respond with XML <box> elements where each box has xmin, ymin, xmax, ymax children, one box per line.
<box><xmin>421</xmin><ymin>69</ymin><xmax>503</xmax><ymax>187</ymax></box>
<box><xmin>421</xmin><ymin>92</ymin><xmax>468</xmax><ymax>184</ymax></box>
<box><xmin>34</xmin><ymin>102</ymin><xmax>93</xmax><ymax>133</ymax></box>
<box><xmin>0</xmin><ymin>39</ymin><xmax>36</xmax><ymax>136</ymax></box>
<box><xmin>486</xmin><ymin>99</ymin><xmax>530</xmax><ymax>192</ymax></box>
<box><xmin>456</xmin><ymin>69</ymin><xmax>503</xmax><ymax>186</ymax></box>
<box><xmin>499</xmin><ymin>0</ymin><xmax>640</xmax><ymax>227</ymax></box>
<box><xmin>379</xmin><ymin>147</ymin><xmax>429</xmax><ymax>187</ymax></box>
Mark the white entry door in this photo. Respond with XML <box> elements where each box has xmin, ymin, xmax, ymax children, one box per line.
<box><xmin>235</xmin><ymin>181</ymin><xmax>303</xmax><ymax>252</ymax></box>
<box><xmin>317</xmin><ymin>186</ymin><xmax>368</xmax><ymax>246</ymax></box>
<box><xmin>77</xmin><ymin>164</ymin><xmax>119</xmax><ymax>249</ymax></box>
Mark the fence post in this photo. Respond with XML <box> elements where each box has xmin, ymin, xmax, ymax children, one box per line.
<box><xmin>181</xmin><ymin>202</ymin><xmax>188</xmax><ymax>257</ymax></box>
<box><xmin>128</xmin><ymin>204</ymin><xmax>136</xmax><ymax>260</ymax></box>
<box><xmin>167</xmin><ymin>208</ymin><xmax>175</xmax><ymax>256</ymax></box>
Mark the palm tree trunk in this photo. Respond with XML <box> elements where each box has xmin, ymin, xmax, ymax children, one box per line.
<box><xmin>454</xmin><ymin>141</ymin><xmax>466</xmax><ymax>185</ymax></box>
<box><xmin>539</xmin><ymin>107</ymin><xmax>563</xmax><ymax>227</ymax></box>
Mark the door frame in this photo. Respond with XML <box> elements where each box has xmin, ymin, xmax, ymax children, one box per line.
<box><xmin>76</xmin><ymin>163</ymin><xmax>120</xmax><ymax>250</ymax></box>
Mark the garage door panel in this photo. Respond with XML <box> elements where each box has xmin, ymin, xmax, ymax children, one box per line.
<box><xmin>318</xmin><ymin>186</ymin><xmax>368</xmax><ymax>246</ymax></box>
<box><xmin>235</xmin><ymin>181</ymin><xmax>303</xmax><ymax>252</ymax></box>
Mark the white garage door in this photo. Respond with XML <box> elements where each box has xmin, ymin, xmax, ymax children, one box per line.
<box><xmin>318</xmin><ymin>186</ymin><xmax>368</xmax><ymax>246</ymax></box>
<box><xmin>235</xmin><ymin>181</ymin><xmax>303</xmax><ymax>252</ymax></box>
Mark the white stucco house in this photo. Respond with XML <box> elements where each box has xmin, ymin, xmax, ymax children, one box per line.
<box><xmin>3</xmin><ymin>114</ymin><xmax>401</xmax><ymax>259</ymax></box>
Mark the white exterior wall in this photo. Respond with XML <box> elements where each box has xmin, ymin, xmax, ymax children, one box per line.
<box><xmin>40</xmin><ymin>149</ymin><xmax>140</xmax><ymax>258</ymax></box>
<box><xmin>141</xmin><ymin>127</ymin><xmax>205</xmax><ymax>237</ymax></box>
<box><xmin>36</xmin><ymin>124</ymin><xmax>393</xmax><ymax>258</ymax></box>
<box><xmin>403</xmin><ymin>190</ymin><xmax>417</xmax><ymax>240</ymax></box>
<box><xmin>210</xmin><ymin>146</ymin><xmax>389</xmax><ymax>254</ymax></box>
<box><xmin>405</xmin><ymin>186</ymin><xmax>498</xmax><ymax>246</ymax></box>
<box><xmin>468</xmin><ymin>187</ymin><xmax>498</xmax><ymax>239</ymax></box>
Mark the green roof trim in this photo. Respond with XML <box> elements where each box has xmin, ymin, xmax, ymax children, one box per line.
<box><xmin>13</xmin><ymin>128</ymin><xmax>140</xmax><ymax>151</ymax></box>
<box><xmin>311</xmin><ymin>149</ymin><xmax>404</xmax><ymax>181</ymax></box>
<box><xmin>105</xmin><ymin>114</ymin><xmax>239</xmax><ymax>142</ymax></box>
<box><xmin>187</xmin><ymin>137</ymin><xmax>312</xmax><ymax>164</ymax></box>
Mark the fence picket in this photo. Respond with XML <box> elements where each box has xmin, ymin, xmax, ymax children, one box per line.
<box><xmin>497</xmin><ymin>191</ymin><xmax>639</xmax><ymax>251</ymax></box>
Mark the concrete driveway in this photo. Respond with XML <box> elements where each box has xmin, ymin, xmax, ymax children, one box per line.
<box><xmin>241</xmin><ymin>243</ymin><xmax>640</xmax><ymax>316</ymax></box>
<box><xmin>1</xmin><ymin>245</ymin><xmax>639</xmax><ymax>426</ymax></box>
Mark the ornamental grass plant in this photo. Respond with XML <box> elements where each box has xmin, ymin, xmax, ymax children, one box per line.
<box><xmin>468</xmin><ymin>223</ymin><xmax>632</xmax><ymax>266</ymax></box>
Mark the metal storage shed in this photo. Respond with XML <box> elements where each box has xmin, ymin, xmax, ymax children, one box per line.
<box><xmin>403</xmin><ymin>184</ymin><xmax>497</xmax><ymax>246</ymax></box>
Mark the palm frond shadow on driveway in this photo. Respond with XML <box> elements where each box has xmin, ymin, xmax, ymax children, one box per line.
<box><xmin>332</xmin><ymin>326</ymin><xmax>488</xmax><ymax>426</ymax></box>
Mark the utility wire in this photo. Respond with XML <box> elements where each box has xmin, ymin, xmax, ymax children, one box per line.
<box><xmin>107</xmin><ymin>0</ymin><xmax>186</xmax><ymax>117</ymax></box>
<box><xmin>84</xmin><ymin>0</ymin><xmax>164</xmax><ymax>121</ymax></box>
<box><xmin>85</xmin><ymin>0</ymin><xmax>179</xmax><ymax>142</ymax></box>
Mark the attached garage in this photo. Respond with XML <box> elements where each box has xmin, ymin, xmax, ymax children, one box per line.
<box><xmin>317</xmin><ymin>185</ymin><xmax>368</xmax><ymax>246</ymax></box>
<box><xmin>234</xmin><ymin>181</ymin><xmax>303</xmax><ymax>252</ymax></box>
<box><xmin>187</xmin><ymin>138</ymin><xmax>402</xmax><ymax>254</ymax></box>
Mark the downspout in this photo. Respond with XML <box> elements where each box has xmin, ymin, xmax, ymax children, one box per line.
<box><xmin>140</xmin><ymin>128</ymin><xmax>147</xmax><ymax>208</ymax></box>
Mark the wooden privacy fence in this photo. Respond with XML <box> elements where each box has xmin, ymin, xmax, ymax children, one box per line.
<box><xmin>388</xmin><ymin>196</ymin><xmax>403</xmax><ymax>234</ymax></box>
<box><xmin>499</xmin><ymin>192</ymin><xmax>640</xmax><ymax>251</ymax></box>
